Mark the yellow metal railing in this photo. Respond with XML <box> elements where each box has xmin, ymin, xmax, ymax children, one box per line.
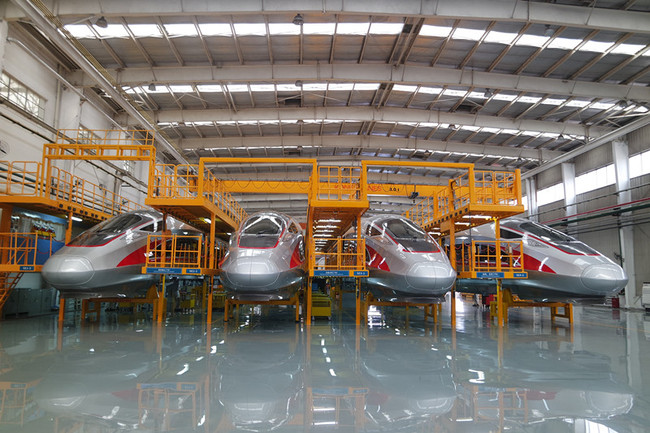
<box><xmin>0</xmin><ymin>232</ymin><xmax>57</xmax><ymax>268</ymax></box>
<box><xmin>455</xmin><ymin>240</ymin><xmax>524</xmax><ymax>274</ymax></box>
<box><xmin>311</xmin><ymin>237</ymin><xmax>366</xmax><ymax>272</ymax></box>
<box><xmin>405</xmin><ymin>169</ymin><xmax>523</xmax><ymax>228</ymax></box>
<box><xmin>144</xmin><ymin>234</ymin><xmax>227</xmax><ymax>270</ymax></box>
<box><xmin>53</xmin><ymin>128</ymin><xmax>156</xmax><ymax>146</ymax></box>
<box><xmin>316</xmin><ymin>166</ymin><xmax>363</xmax><ymax>201</ymax></box>
<box><xmin>0</xmin><ymin>160</ymin><xmax>139</xmax><ymax>216</ymax></box>
<box><xmin>149</xmin><ymin>164</ymin><xmax>247</xmax><ymax>226</ymax></box>
<box><xmin>144</xmin><ymin>234</ymin><xmax>204</xmax><ymax>269</ymax></box>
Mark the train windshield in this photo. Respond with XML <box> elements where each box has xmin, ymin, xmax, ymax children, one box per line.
<box><xmin>519</xmin><ymin>221</ymin><xmax>599</xmax><ymax>255</ymax></box>
<box><xmin>382</xmin><ymin>218</ymin><xmax>440</xmax><ymax>253</ymax></box>
<box><xmin>68</xmin><ymin>213</ymin><xmax>148</xmax><ymax>246</ymax></box>
<box><xmin>239</xmin><ymin>214</ymin><xmax>285</xmax><ymax>248</ymax></box>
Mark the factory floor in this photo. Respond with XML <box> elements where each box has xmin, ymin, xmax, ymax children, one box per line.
<box><xmin>0</xmin><ymin>293</ymin><xmax>648</xmax><ymax>433</ymax></box>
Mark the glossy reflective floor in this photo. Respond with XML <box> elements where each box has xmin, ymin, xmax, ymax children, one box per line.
<box><xmin>0</xmin><ymin>294</ymin><xmax>648</xmax><ymax>433</ymax></box>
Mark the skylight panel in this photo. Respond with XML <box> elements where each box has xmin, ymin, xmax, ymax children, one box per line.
<box><xmin>484</xmin><ymin>31</ymin><xmax>516</xmax><ymax>45</ymax></box>
<box><xmin>164</xmin><ymin>24</ymin><xmax>198</xmax><ymax>37</ymax></box>
<box><xmin>369</xmin><ymin>23</ymin><xmax>403</xmax><ymax>35</ymax></box>
<box><xmin>328</xmin><ymin>83</ymin><xmax>354</xmax><ymax>91</ymax></box>
<box><xmin>565</xmin><ymin>100</ymin><xmax>590</xmax><ymax>108</ymax></box>
<box><xmin>418</xmin><ymin>86</ymin><xmax>442</xmax><ymax>95</ymax></box>
<box><xmin>196</xmin><ymin>85</ymin><xmax>222</xmax><ymax>93</ymax></box>
<box><xmin>515</xmin><ymin>34</ymin><xmax>549</xmax><ymax>48</ymax></box>
<box><xmin>420</xmin><ymin>25</ymin><xmax>452</xmax><ymax>38</ymax></box>
<box><xmin>302</xmin><ymin>23</ymin><xmax>336</xmax><ymax>35</ymax></box>
<box><xmin>592</xmin><ymin>102</ymin><xmax>616</xmax><ymax>110</ymax></box>
<box><xmin>542</xmin><ymin>98</ymin><xmax>565</xmax><ymax>106</ymax></box>
<box><xmin>336</xmin><ymin>23</ymin><xmax>370</xmax><ymax>35</ymax></box>
<box><xmin>443</xmin><ymin>89</ymin><xmax>468</xmax><ymax>97</ymax></box>
<box><xmin>95</xmin><ymin>24</ymin><xmax>130</xmax><ymax>38</ymax></box>
<box><xmin>233</xmin><ymin>23</ymin><xmax>266</xmax><ymax>36</ymax></box>
<box><xmin>547</xmin><ymin>37</ymin><xmax>581</xmax><ymax>50</ymax></box>
<box><xmin>517</xmin><ymin>96</ymin><xmax>542</xmax><ymax>104</ymax></box>
<box><xmin>354</xmin><ymin>83</ymin><xmax>380</xmax><ymax>91</ymax></box>
<box><xmin>64</xmin><ymin>24</ymin><xmax>96</xmax><ymax>39</ymax></box>
<box><xmin>198</xmin><ymin>23</ymin><xmax>232</xmax><ymax>36</ymax></box>
<box><xmin>128</xmin><ymin>24</ymin><xmax>163</xmax><ymax>38</ymax></box>
<box><xmin>169</xmin><ymin>85</ymin><xmax>194</xmax><ymax>93</ymax></box>
<box><xmin>481</xmin><ymin>127</ymin><xmax>500</xmax><ymax>134</ymax></box>
<box><xmin>145</xmin><ymin>85</ymin><xmax>168</xmax><ymax>94</ymax></box>
<box><xmin>277</xmin><ymin>84</ymin><xmax>301</xmax><ymax>91</ymax></box>
<box><xmin>419</xmin><ymin>122</ymin><xmax>439</xmax><ymax>128</ymax></box>
<box><xmin>492</xmin><ymin>93</ymin><xmax>517</xmax><ymax>101</ymax></box>
<box><xmin>226</xmin><ymin>84</ymin><xmax>249</xmax><ymax>92</ymax></box>
<box><xmin>393</xmin><ymin>84</ymin><xmax>418</xmax><ymax>93</ymax></box>
<box><xmin>268</xmin><ymin>23</ymin><xmax>301</xmax><ymax>35</ymax></box>
<box><xmin>453</xmin><ymin>28</ymin><xmax>485</xmax><ymax>42</ymax></box>
<box><xmin>579</xmin><ymin>41</ymin><xmax>614</xmax><ymax>53</ymax></box>
<box><xmin>301</xmin><ymin>83</ymin><xmax>326</xmax><ymax>91</ymax></box>
<box><xmin>249</xmin><ymin>84</ymin><xmax>275</xmax><ymax>92</ymax></box>
<box><xmin>611</xmin><ymin>44</ymin><xmax>646</xmax><ymax>56</ymax></box>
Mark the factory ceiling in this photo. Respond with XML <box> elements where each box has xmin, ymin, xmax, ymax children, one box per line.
<box><xmin>3</xmin><ymin>0</ymin><xmax>650</xmax><ymax>217</ymax></box>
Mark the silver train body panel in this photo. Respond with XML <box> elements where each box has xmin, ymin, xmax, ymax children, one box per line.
<box><xmin>360</xmin><ymin>215</ymin><xmax>456</xmax><ymax>303</ymax></box>
<box><xmin>220</xmin><ymin>211</ymin><xmax>307</xmax><ymax>301</ymax></box>
<box><xmin>41</xmin><ymin>209</ymin><xmax>197</xmax><ymax>298</ymax></box>
<box><xmin>454</xmin><ymin>218</ymin><xmax>628</xmax><ymax>301</ymax></box>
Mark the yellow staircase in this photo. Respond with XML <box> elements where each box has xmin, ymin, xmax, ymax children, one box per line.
<box><xmin>0</xmin><ymin>273</ymin><xmax>22</xmax><ymax>313</ymax></box>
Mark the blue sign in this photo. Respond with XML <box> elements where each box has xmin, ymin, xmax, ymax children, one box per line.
<box><xmin>512</xmin><ymin>272</ymin><xmax>528</xmax><ymax>278</ymax></box>
<box><xmin>314</xmin><ymin>270</ymin><xmax>350</xmax><ymax>277</ymax></box>
<box><xmin>185</xmin><ymin>268</ymin><xmax>201</xmax><ymax>274</ymax></box>
<box><xmin>353</xmin><ymin>271</ymin><xmax>369</xmax><ymax>277</ymax></box>
<box><xmin>19</xmin><ymin>265</ymin><xmax>34</xmax><ymax>271</ymax></box>
<box><xmin>476</xmin><ymin>271</ymin><xmax>505</xmax><ymax>279</ymax></box>
<box><xmin>146</xmin><ymin>267</ymin><xmax>182</xmax><ymax>274</ymax></box>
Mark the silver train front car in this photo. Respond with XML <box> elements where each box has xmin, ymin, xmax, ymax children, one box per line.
<box><xmin>361</xmin><ymin>215</ymin><xmax>456</xmax><ymax>303</ymax></box>
<box><xmin>455</xmin><ymin>218</ymin><xmax>628</xmax><ymax>302</ymax></box>
<box><xmin>41</xmin><ymin>210</ymin><xmax>196</xmax><ymax>298</ymax></box>
<box><xmin>220</xmin><ymin>211</ymin><xmax>306</xmax><ymax>301</ymax></box>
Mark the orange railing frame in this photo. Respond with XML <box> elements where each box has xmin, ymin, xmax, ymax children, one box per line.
<box><xmin>310</xmin><ymin>237</ymin><xmax>366</xmax><ymax>272</ymax></box>
<box><xmin>0</xmin><ymin>232</ymin><xmax>57</xmax><ymax>267</ymax></box>
<box><xmin>456</xmin><ymin>240</ymin><xmax>524</xmax><ymax>274</ymax></box>
<box><xmin>144</xmin><ymin>234</ymin><xmax>206</xmax><ymax>269</ymax></box>
<box><xmin>316</xmin><ymin>166</ymin><xmax>363</xmax><ymax>201</ymax></box>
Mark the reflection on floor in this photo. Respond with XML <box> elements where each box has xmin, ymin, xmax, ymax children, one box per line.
<box><xmin>0</xmin><ymin>294</ymin><xmax>648</xmax><ymax>433</ymax></box>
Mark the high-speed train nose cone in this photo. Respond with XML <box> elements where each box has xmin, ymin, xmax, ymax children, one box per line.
<box><xmin>405</xmin><ymin>261</ymin><xmax>456</xmax><ymax>292</ymax></box>
<box><xmin>222</xmin><ymin>257</ymin><xmax>280</xmax><ymax>288</ymax></box>
<box><xmin>41</xmin><ymin>256</ymin><xmax>95</xmax><ymax>287</ymax></box>
<box><xmin>580</xmin><ymin>264</ymin><xmax>628</xmax><ymax>293</ymax></box>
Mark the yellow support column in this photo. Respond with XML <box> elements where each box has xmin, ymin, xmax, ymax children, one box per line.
<box><xmin>157</xmin><ymin>276</ymin><xmax>165</xmax><ymax>324</ymax></box>
<box><xmin>496</xmin><ymin>279</ymin><xmax>504</xmax><ymax>327</ymax></box>
<box><xmin>449</xmin><ymin>227</ymin><xmax>457</xmax><ymax>329</ymax></box>
<box><xmin>306</xmin><ymin>277</ymin><xmax>312</xmax><ymax>325</ymax></box>
<box><xmin>355</xmin><ymin>277</ymin><xmax>361</xmax><ymax>325</ymax></box>
<box><xmin>206</xmin><ymin>276</ymin><xmax>213</xmax><ymax>324</ymax></box>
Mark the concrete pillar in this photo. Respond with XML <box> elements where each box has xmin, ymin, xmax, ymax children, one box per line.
<box><xmin>0</xmin><ymin>20</ymin><xmax>8</xmax><ymax>73</ymax></box>
<box><xmin>612</xmin><ymin>139</ymin><xmax>638</xmax><ymax>308</ymax></box>
<box><xmin>525</xmin><ymin>177</ymin><xmax>538</xmax><ymax>221</ymax></box>
<box><xmin>561</xmin><ymin>163</ymin><xmax>577</xmax><ymax>218</ymax></box>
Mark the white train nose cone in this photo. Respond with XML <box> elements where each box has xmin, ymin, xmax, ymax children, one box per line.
<box><xmin>223</xmin><ymin>257</ymin><xmax>280</xmax><ymax>288</ymax></box>
<box><xmin>580</xmin><ymin>264</ymin><xmax>628</xmax><ymax>293</ymax></box>
<box><xmin>42</xmin><ymin>256</ymin><xmax>94</xmax><ymax>287</ymax></box>
<box><xmin>406</xmin><ymin>262</ymin><xmax>456</xmax><ymax>291</ymax></box>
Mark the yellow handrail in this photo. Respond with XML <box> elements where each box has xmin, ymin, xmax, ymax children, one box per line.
<box><xmin>0</xmin><ymin>232</ymin><xmax>57</xmax><ymax>267</ymax></box>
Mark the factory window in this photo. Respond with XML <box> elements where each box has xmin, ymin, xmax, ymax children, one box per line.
<box><xmin>575</xmin><ymin>164</ymin><xmax>615</xmax><ymax>195</ymax></box>
<box><xmin>536</xmin><ymin>183</ymin><xmax>564</xmax><ymax>206</ymax></box>
<box><xmin>77</xmin><ymin>127</ymin><xmax>102</xmax><ymax>145</ymax></box>
<box><xmin>630</xmin><ymin>149</ymin><xmax>650</xmax><ymax>178</ymax></box>
<box><xmin>0</xmin><ymin>72</ymin><xmax>45</xmax><ymax>120</ymax></box>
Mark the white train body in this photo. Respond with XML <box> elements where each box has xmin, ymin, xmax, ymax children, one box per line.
<box><xmin>455</xmin><ymin>218</ymin><xmax>628</xmax><ymax>301</ymax></box>
<box><xmin>41</xmin><ymin>209</ymin><xmax>197</xmax><ymax>298</ymax></box>
<box><xmin>361</xmin><ymin>215</ymin><xmax>456</xmax><ymax>303</ymax></box>
<box><xmin>220</xmin><ymin>211</ymin><xmax>306</xmax><ymax>301</ymax></box>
